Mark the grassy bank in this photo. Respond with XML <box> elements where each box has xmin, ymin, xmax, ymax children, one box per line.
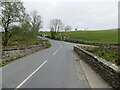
<box><xmin>90</xmin><ymin>50</ymin><xmax>119</xmax><ymax>66</ymax></box>
<box><xmin>2</xmin><ymin>33</ymin><xmax>42</xmax><ymax>49</ymax></box>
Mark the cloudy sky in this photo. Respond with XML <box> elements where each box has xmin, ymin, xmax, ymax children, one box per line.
<box><xmin>23</xmin><ymin>0</ymin><xmax>119</xmax><ymax>31</ymax></box>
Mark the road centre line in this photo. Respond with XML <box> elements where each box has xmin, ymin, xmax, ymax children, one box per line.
<box><xmin>53</xmin><ymin>49</ymin><xmax>59</xmax><ymax>55</ymax></box>
<box><xmin>15</xmin><ymin>60</ymin><xmax>48</xmax><ymax>89</ymax></box>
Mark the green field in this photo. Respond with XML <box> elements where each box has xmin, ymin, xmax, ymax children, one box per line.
<box><xmin>60</xmin><ymin>30</ymin><xmax>118</xmax><ymax>44</ymax></box>
<box><xmin>41</xmin><ymin>30</ymin><xmax>118</xmax><ymax>44</ymax></box>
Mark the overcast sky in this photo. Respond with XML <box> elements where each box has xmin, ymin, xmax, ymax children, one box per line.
<box><xmin>23</xmin><ymin>0</ymin><xmax>119</xmax><ymax>31</ymax></box>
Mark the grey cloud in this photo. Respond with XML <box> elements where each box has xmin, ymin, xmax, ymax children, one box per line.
<box><xmin>24</xmin><ymin>1</ymin><xmax>118</xmax><ymax>30</ymax></box>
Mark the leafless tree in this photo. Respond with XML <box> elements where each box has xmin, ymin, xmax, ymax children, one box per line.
<box><xmin>50</xmin><ymin>19</ymin><xmax>63</xmax><ymax>33</ymax></box>
<box><xmin>30</xmin><ymin>10</ymin><xmax>42</xmax><ymax>33</ymax></box>
<box><xmin>65</xmin><ymin>26</ymin><xmax>72</xmax><ymax>31</ymax></box>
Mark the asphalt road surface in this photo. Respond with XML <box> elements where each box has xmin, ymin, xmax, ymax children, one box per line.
<box><xmin>2</xmin><ymin>39</ymin><xmax>108</xmax><ymax>88</ymax></box>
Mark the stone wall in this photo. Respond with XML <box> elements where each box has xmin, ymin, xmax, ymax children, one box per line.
<box><xmin>67</xmin><ymin>39</ymin><xmax>119</xmax><ymax>46</ymax></box>
<box><xmin>76</xmin><ymin>44</ymin><xmax>99</xmax><ymax>51</ymax></box>
<box><xmin>74</xmin><ymin>45</ymin><xmax>120</xmax><ymax>89</ymax></box>
<box><xmin>77</xmin><ymin>44</ymin><xmax>119</xmax><ymax>51</ymax></box>
<box><xmin>2</xmin><ymin>40</ymin><xmax>50</xmax><ymax>61</ymax></box>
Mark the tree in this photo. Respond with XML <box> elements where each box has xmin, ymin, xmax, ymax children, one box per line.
<box><xmin>75</xmin><ymin>28</ymin><xmax>77</xmax><ymax>31</ymax></box>
<box><xmin>20</xmin><ymin>13</ymin><xmax>32</xmax><ymax>34</ymax></box>
<box><xmin>50</xmin><ymin>27</ymin><xmax>56</xmax><ymax>39</ymax></box>
<box><xmin>21</xmin><ymin>22</ymin><xmax>32</xmax><ymax>34</ymax></box>
<box><xmin>30</xmin><ymin>10</ymin><xmax>42</xmax><ymax>35</ymax></box>
<box><xmin>10</xmin><ymin>25</ymin><xmax>22</xmax><ymax>35</ymax></box>
<box><xmin>1</xmin><ymin>2</ymin><xmax>25</xmax><ymax>46</ymax></box>
<box><xmin>49</xmin><ymin>19</ymin><xmax>63</xmax><ymax>33</ymax></box>
<box><xmin>65</xmin><ymin>26</ymin><xmax>72</xmax><ymax>31</ymax></box>
<box><xmin>20</xmin><ymin>10</ymin><xmax>42</xmax><ymax>37</ymax></box>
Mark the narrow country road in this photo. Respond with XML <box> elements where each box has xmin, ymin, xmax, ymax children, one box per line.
<box><xmin>2</xmin><ymin>39</ymin><xmax>109</xmax><ymax>88</ymax></box>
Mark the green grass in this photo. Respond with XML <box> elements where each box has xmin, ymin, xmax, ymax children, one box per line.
<box><xmin>2</xmin><ymin>33</ymin><xmax>42</xmax><ymax>49</ymax></box>
<box><xmin>90</xmin><ymin>50</ymin><xmax>119</xmax><ymax>66</ymax></box>
<box><xmin>46</xmin><ymin>43</ymin><xmax>52</xmax><ymax>48</ymax></box>
<box><xmin>41</xmin><ymin>30</ymin><xmax>118</xmax><ymax>44</ymax></box>
<box><xmin>9</xmin><ymin>34</ymin><xmax>38</xmax><ymax>42</ymax></box>
<box><xmin>0</xmin><ymin>58</ymin><xmax>16</xmax><ymax>67</ymax></box>
<box><xmin>60</xmin><ymin>30</ymin><xmax>118</xmax><ymax>44</ymax></box>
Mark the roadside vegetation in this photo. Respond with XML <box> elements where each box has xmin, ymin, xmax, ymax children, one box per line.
<box><xmin>0</xmin><ymin>58</ymin><xmax>16</xmax><ymax>67</ymax></box>
<box><xmin>90</xmin><ymin>50</ymin><xmax>119</xmax><ymax>66</ymax></box>
<box><xmin>3</xmin><ymin>31</ymin><xmax>42</xmax><ymax>49</ymax></box>
<box><xmin>46</xmin><ymin>43</ymin><xmax>52</xmax><ymax>48</ymax></box>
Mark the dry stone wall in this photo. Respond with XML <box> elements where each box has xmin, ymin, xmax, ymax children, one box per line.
<box><xmin>2</xmin><ymin>40</ymin><xmax>50</xmax><ymax>61</ymax></box>
<box><xmin>74</xmin><ymin>45</ymin><xmax>120</xmax><ymax>89</ymax></box>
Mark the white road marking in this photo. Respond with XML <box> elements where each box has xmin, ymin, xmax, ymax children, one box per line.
<box><xmin>53</xmin><ymin>49</ymin><xmax>59</xmax><ymax>55</ymax></box>
<box><xmin>15</xmin><ymin>60</ymin><xmax>48</xmax><ymax>89</ymax></box>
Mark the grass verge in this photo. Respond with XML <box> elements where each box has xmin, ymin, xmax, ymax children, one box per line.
<box><xmin>46</xmin><ymin>43</ymin><xmax>52</xmax><ymax>48</ymax></box>
<box><xmin>90</xmin><ymin>50</ymin><xmax>119</xmax><ymax>66</ymax></box>
<box><xmin>0</xmin><ymin>58</ymin><xmax>17</xmax><ymax>67</ymax></box>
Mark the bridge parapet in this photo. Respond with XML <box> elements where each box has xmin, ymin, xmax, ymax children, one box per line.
<box><xmin>74</xmin><ymin>45</ymin><xmax>120</xmax><ymax>89</ymax></box>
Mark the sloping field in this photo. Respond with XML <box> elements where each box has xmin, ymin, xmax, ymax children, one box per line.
<box><xmin>59</xmin><ymin>30</ymin><xmax>118</xmax><ymax>44</ymax></box>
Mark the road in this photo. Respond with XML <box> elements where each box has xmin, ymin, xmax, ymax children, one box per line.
<box><xmin>2</xmin><ymin>39</ymin><xmax>110</xmax><ymax>88</ymax></box>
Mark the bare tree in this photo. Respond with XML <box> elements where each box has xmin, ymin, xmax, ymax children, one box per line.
<box><xmin>30</xmin><ymin>10</ymin><xmax>42</xmax><ymax>34</ymax></box>
<box><xmin>65</xmin><ymin>26</ymin><xmax>72</xmax><ymax>31</ymax></box>
<box><xmin>1</xmin><ymin>2</ymin><xmax>25</xmax><ymax>46</ymax></box>
<box><xmin>50</xmin><ymin>19</ymin><xmax>63</xmax><ymax>33</ymax></box>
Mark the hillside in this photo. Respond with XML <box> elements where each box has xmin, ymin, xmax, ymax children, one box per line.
<box><xmin>60</xmin><ymin>30</ymin><xmax>118</xmax><ymax>44</ymax></box>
